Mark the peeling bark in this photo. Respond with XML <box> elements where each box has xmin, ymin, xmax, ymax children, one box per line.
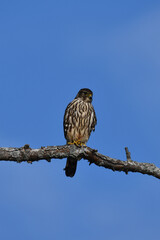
<box><xmin>0</xmin><ymin>144</ymin><xmax>159</xmax><ymax>179</ymax></box>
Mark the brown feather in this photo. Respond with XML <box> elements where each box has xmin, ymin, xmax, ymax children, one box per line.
<box><xmin>63</xmin><ymin>88</ymin><xmax>97</xmax><ymax>177</ymax></box>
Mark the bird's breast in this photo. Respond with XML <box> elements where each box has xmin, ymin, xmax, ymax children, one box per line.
<box><xmin>64</xmin><ymin>100</ymin><xmax>92</xmax><ymax>143</ymax></box>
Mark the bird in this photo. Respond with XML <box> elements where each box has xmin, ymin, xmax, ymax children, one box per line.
<box><xmin>63</xmin><ymin>88</ymin><xmax>97</xmax><ymax>177</ymax></box>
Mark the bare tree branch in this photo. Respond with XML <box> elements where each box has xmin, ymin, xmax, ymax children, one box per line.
<box><xmin>0</xmin><ymin>144</ymin><xmax>159</xmax><ymax>179</ymax></box>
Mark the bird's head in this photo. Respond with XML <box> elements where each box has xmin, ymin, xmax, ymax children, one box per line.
<box><xmin>75</xmin><ymin>88</ymin><xmax>93</xmax><ymax>103</ymax></box>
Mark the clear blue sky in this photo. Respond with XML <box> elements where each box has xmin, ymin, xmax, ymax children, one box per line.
<box><xmin>0</xmin><ymin>0</ymin><xmax>160</xmax><ymax>239</ymax></box>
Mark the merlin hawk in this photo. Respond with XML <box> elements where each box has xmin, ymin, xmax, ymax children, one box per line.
<box><xmin>63</xmin><ymin>88</ymin><xmax>97</xmax><ymax>177</ymax></box>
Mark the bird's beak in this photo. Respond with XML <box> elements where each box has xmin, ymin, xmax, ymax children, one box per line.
<box><xmin>88</xmin><ymin>94</ymin><xmax>92</xmax><ymax>100</ymax></box>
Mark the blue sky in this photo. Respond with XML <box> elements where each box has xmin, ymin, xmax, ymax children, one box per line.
<box><xmin>0</xmin><ymin>0</ymin><xmax>160</xmax><ymax>239</ymax></box>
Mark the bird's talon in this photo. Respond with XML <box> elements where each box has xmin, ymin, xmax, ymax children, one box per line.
<box><xmin>68</xmin><ymin>142</ymin><xmax>74</xmax><ymax>145</ymax></box>
<box><xmin>67</xmin><ymin>140</ymin><xmax>86</xmax><ymax>147</ymax></box>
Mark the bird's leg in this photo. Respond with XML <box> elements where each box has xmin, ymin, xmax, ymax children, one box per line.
<box><xmin>68</xmin><ymin>140</ymin><xmax>86</xmax><ymax>147</ymax></box>
<box><xmin>78</xmin><ymin>141</ymin><xmax>86</xmax><ymax>147</ymax></box>
<box><xmin>67</xmin><ymin>142</ymin><xmax>75</xmax><ymax>145</ymax></box>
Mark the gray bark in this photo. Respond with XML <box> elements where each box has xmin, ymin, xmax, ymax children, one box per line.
<box><xmin>0</xmin><ymin>144</ymin><xmax>159</xmax><ymax>180</ymax></box>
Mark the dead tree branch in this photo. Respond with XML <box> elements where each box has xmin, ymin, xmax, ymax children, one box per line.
<box><xmin>0</xmin><ymin>144</ymin><xmax>159</xmax><ymax>179</ymax></box>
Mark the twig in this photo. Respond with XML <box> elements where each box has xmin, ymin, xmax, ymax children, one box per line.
<box><xmin>125</xmin><ymin>147</ymin><xmax>132</xmax><ymax>162</ymax></box>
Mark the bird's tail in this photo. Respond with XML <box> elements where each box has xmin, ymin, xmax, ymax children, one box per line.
<box><xmin>64</xmin><ymin>157</ymin><xmax>77</xmax><ymax>177</ymax></box>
